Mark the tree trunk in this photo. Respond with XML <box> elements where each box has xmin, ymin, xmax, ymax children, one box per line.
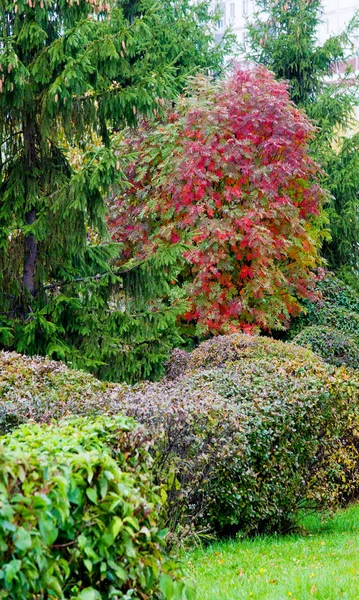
<box><xmin>22</xmin><ymin>116</ymin><xmax>38</xmax><ymax>297</ymax></box>
<box><xmin>23</xmin><ymin>208</ymin><xmax>37</xmax><ymax>296</ymax></box>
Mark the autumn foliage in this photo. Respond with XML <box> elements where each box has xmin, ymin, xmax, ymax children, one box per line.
<box><xmin>108</xmin><ymin>67</ymin><xmax>327</xmax><ymax>334</ymax></box>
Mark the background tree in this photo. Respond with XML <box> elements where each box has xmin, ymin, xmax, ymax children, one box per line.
<box><xmin>0</xmin><ymin>0</ymin><xmax>231</xmax><ymax>381</ymax></box>
<box><xmin>108</xmin><ymin>67</ymin><xmax>327</xmax><ymax>336</ymax></box>
<box><xmin>119</xmin><ymin>0</ymin><xmax>236</xmax><ymax>83</ymax></box>
<box><xmin>246</xmin><ymin>0</ymin><xmax>359</xmax><ymax>270</ymax></box>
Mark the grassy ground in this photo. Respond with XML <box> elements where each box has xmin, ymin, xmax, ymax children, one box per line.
<box><xmin>185</xmin><ymin>504</ymin><xmax>359</xmax><ymax>600</ymax></box>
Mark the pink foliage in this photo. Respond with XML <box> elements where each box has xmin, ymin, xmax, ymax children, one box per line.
<box><xmin>108</xmin><ymin>66</ymin><xmax>327</xmax><ymax>333</ymax></box>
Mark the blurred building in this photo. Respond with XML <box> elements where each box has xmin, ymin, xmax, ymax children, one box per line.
<box><xmin>214</xmin><ymin>0</ymin><xmax>359</xmax><ymax>55</ymax></box>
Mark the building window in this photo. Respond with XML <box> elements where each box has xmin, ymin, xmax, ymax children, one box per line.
<box><xmin>216</xmin><ymin>3</ymin><xmax>226</xmax><ymax>30</ymax></box>
<box><xmin>242</xmin><ymin>0</ymin><xmax>248</xmax><ymax>16</ymax></box>
<box><xmin>230</xmin><ymin>3</ymin><xmax>235</xmax><ymax>19</ymax></box>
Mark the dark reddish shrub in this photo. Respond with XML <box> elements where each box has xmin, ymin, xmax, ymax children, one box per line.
<box><xmin>114</xmin><ymin>335</ymin><xmax>358</xmax><ymax>538</ymax></box>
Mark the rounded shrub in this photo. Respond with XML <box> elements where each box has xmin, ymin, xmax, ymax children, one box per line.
<box><xmin>0</xmin><ymin>351</ymin><xmax>119</xmax><ymax>434</ymax></box>
<box><xmin>119</xmin><ymin>335</ymin><xmax>345</xmax><ymax>538</ymax></box>
<box><xmin>0</xmin><ymin>416</ymin><xmax>194</xmax><ymax>600</ymax></box>
<box><xmin>293</xmin><ymin>325</ymin><xmax>359</xmax><ymax>368</ymax></box>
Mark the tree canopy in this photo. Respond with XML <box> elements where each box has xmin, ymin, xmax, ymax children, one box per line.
<box><xmin>108</xmin><ymin>67</ymin><xmax>327</xmax><ymax>335</ymax></box>
<box><xmin>0</xmin><ymin>0</ymin><xmax>232</xmax><ymax>381</ymax></box>
<box><xmin>246</xmin><ymin>0</ymin><xmax>359</xmax><ymax>269</ymax></box>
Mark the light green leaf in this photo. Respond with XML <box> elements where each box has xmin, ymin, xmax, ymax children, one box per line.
<box><xmin>84</xmin><ymin>559</ymin><xmax>92</xmax><ymax>573</ymax></box>
<box><xmin>77</xmin><ymin>588</ymin><xmax>102</xmax><ymax>600</ymax></box>
<box><xmin>13</xmin><ymin>527</ymin><xmax>32</xmax><ymax>550</ymax></box>
<box><xmin>39</xmin><ymin>517</ymin><xmax>59</xmax><ymax>545</ymax></box>
<box><xmin>3</xmin><ymin>560</ymin><xmax>22</xmax><ymax>583</ymax></box>
<box><xmin>86</xmin><ymin>488</ymin><xmax>98</xmax><ymax>504</ymax></box>
<box><xmin>110</xmin><ymin>517</ymin><xmax>123</xmax><ymax>539</ymax></box>
<box><xmin>159</xmin><ymin>573</ymin><xmax>174</xmax><ymax>599</ymax></box>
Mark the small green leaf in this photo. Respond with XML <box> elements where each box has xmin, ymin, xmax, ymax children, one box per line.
<box><xmin>84</xmin><ymin>559</ymin><xmax>93</xmax><ymax>573</ymax></box>
<box><xmin>110</xmin><ymin>517</ymin><xmax>123</xmax><ymax>539</ymax></box>
<box><xmin>77</xmin><ymin>588</ymin><xmax>102</xmax><ymax>600</ymax></box>
<box><xmin>13</xmin><ymin>527</ymin><xmax>32</xmax><ymax>550</ymax></box>
<box><xmin>86</xmin><ymin>488</ymin><xmax>98</xmax><ymax>504</ymax></box>
<box><xmin>159</xmin><ymin>573</ymin><xmax>174</xmax><ymax>599</ymax></box>
<box><xmin>123</xmin><ymin>516</ymin><xmax>139</xmax><ymax>531</ymax></box>
<box><xmin>1</xmin><ymin>521</ymin><xmax>16</xmax><ymax>532</ymax></box>
<box><xmin>3</xmin><ymin>560</ymin><xmax>22</xmax><ymax>583</ymax></box>
<box><xmin>113</xmin><ymin>564</ymin><xmax>128</xmax><ymax>582</ymax></box>
<box><xmin>39</xmin><ymin>517</ymin><xmax>58</xmax><ymax>545</ymax></box>
<box><xmin>47</xmin><ymin>575</ymin><xmax>64</xmax><ymax>598</ymax></box>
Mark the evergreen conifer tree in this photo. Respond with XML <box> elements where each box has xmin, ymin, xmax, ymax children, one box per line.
<box><xmin>0</xmin><ymin>0</ymin><xmax>231</xmax><ymax>381</ymax></box>
<box><xmin>120</xmin><ymin>0</ymin><xmax>235</xmax><ymax>82</ymax></box>
<box><xmin>246</xmin><ymin>0</ymin><xmax>359</xmax><ymax>269</ymax></box>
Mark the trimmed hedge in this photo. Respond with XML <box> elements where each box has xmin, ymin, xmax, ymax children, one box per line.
<box><xmin>118</xmin><ymin>336</ymin><xmax>355</xmax><ymax>538</ymax></box>
<box><xmin>293</xmin><ymin>325</ymin><xmax>359</xmax><ymax>368</ymax></box>
<box><xmin>0</xmin><ymin>351</ymin><xmax>119</xmax><ymax>434</ymax></box>
<box><xmin>2</xmin><ymin>335</ymin><xmax>359</xmax><ymax>540</ymax></box>
<box><xmin>0</xmin><ymin>416</ymin><xmax>194</xmax><ymax>599</ymax></box>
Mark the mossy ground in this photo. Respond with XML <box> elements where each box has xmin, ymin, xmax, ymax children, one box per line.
<box><xmin>185</xmin><ymin>504</ymin><xmax>359</xmax><ymax>600</ymax></box>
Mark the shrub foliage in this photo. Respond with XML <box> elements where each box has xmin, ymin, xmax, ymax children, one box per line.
<box><xmin>293</xmin><ymin>325</ymin><xmax>359</xmax><ymax>369</ymax></box>
<box><xmin>289</xmin><ymin>273</ymin><xmax>359</xmax><ymax>341</ymax></box>
<box><xmin>120</xmin><ymin>335</ymin><xmax>359</xmax><ymax>537</ymax></box>
<box><xmin>0</xmin><ymin>351</ymin><xmax>110</xmax><ymax>434</ymax></box>
<box><xmin>3</xmin><ymin>335</ymin><xmax>359</xmax><ymax>541</ymax></box>
<box><xmin>108</xmin><ymin>66</ymin><xmax>327</xmax><ymax>335</ymax></box>
<box><xmin>0</xmin><ymin>415</ymin><xmax>194</xmax><ymax>599</ymax></box>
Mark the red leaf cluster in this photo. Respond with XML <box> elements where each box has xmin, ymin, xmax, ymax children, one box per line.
<box><xmin>108</xmin><ymin>66</ymin><xmax>327</xmax><ymax>333</ymax></box>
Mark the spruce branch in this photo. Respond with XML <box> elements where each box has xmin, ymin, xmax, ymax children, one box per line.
<box><xmin>42</xmin><ymin>259</ymin><xmax>146</xmax><ymax>290</ymax></box>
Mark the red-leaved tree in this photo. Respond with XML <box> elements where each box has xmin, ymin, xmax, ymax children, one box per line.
<box><xmin>108</xmin><ymin>66</ymin><xmax>327</xmax><ymax>334</ymax></box>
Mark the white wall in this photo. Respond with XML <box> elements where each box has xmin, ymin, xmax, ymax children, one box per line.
<box><xmin>318</xmin><ymin>0</ymin><xmax>359</xmax><ymax>44</ymax></box>
<box><xmin>215</xmin><ymin>0</ymin><xmax>255</xmax><ymax>47</ymax></box>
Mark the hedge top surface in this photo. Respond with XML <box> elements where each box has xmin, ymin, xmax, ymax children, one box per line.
<box><xmin>0</xmin><ymin>334</ymin><xmax>332</xmax><ymax>406</ymax></box>
<box><xmin>0</xmin><ymin>351</ymin><xmax>129</xmax><ymax>433</ymax></box>
<box><xmin>0</xmin><ymin>350</ymin><xmax>108</xmax><ymax>398</ymax></box>
<box><xmin>168</xmin><ymin>333</ymin><xmax>332</xmax><ymax>376</ymax></box>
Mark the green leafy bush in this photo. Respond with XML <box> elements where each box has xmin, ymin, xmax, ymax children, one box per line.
<box><xmin>309</xmin><ymin>368</ymin><xmax>359</xmax><ymax>508</ymax></box>
<box><xmin>336</xmin><ymin>266</ymin><xmax>359</xmax><ymax>295</ymax></box>
<box><xmin>0</xmin><ymin>416</ymin><xmax>194</xmax><ymax>599</ymax></box>
<box><xmin>293</xmin><ymin>325</ymin><xmax>359</xmax><ymax>368</ymax></box>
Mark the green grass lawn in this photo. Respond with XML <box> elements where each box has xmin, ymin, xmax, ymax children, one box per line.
<box><xmin>185</xmin><ymin>504</ymin><xmax>359</xmax><ymax>600</ymax></box>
